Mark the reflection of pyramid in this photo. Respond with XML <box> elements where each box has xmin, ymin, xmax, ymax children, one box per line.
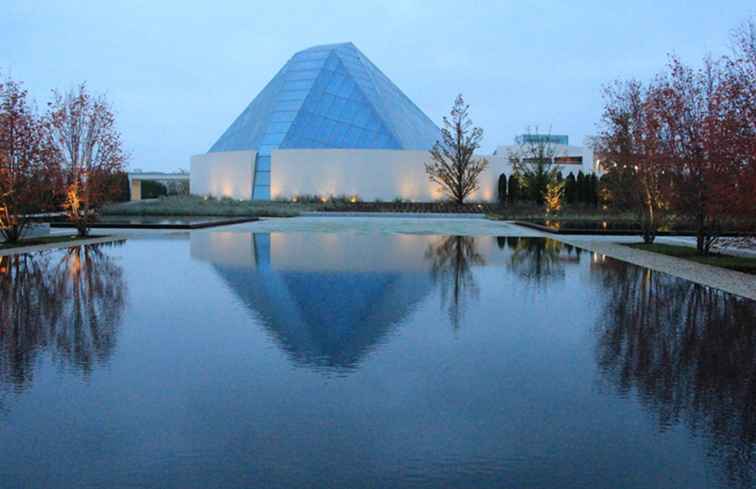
<box><xmin>194</xmin><ymin>232</ymin><xmax>433</xmax><ymax>372</ymax></box>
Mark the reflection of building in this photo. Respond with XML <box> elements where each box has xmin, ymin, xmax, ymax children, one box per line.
<box><xmin>190</xmin><ymin>231</ymin><xmax>434</xmax><ymax>372</ymax></box>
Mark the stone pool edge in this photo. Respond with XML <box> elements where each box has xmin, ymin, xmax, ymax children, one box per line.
<box><xmin>558</xmin><ymin>237</ymin><xmax>756</xmax><ymax>301</ymax></box>
<box><xmin>0</xmin><ymin>235</ymin><xmax>128</xmax><ymax>257</ymax></box>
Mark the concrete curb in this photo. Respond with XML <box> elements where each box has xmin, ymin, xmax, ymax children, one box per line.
<box><xmin>0</xmin><ymin>235</ymin><xmax>128</xmax><ymax>257</ymax></box>
<box><xmin>302</xmin><ymin>212</ymin><xmax>487</xmax><ymax>219</ymax></box>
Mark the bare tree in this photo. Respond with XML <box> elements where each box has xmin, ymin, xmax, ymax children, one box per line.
<box><xmin>425</xmin><ymin>94</ymin><xmax>488</xmax><ymax>204</ymax></box>
<box><xmin>48</xmin><ymin>84</ymin><xmax>127</xmax><ymax>236</ymax></box>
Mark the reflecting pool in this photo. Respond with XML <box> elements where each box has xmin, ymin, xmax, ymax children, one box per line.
<box><xmin>0</xmin><ymin>232</ymin><xmax>754</xmax><ymax>489</ymax></box>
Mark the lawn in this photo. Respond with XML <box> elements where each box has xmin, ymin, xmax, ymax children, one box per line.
<box><xmin>627</xmin><ymin>243</ymin><xmax>756</xmax><ymax>275</ymax></box>
<box><xmin>487</xmin><ymin>205</ymin><xmax>634</xmax><ymax>221</ymax></box>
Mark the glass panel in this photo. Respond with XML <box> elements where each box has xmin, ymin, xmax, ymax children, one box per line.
<box><xmin>341</xmin><ymin>103</ymin><xmax>358</xmax><ymax>123</ymax></box>
<box><xmin>270</xmin><ymin>111</ymin><xmax>296</xmax><ymax>123</ymax></box>
<box><xmin>338</xmin><ymin>78</ymin><xmax>355</xmax><ymax>98</ymax></box>
<box><xmin>284</xmin><ymin>70</ymin><xmax>320</xmax><ymax>81</ymax></box>
<box><xmin>277</xmin><ymin>90</ymin><xmax>309</xmax><ymax>101</ymax></box>
<box><xmin>252</xmin><ymin>185</ymin><xmax>270</xmax><ymax>200</ymax></box>
<box><xmin>328</xmin><ymin>97</ymin><xmax>346</xmax><ymax>119</ymax></box>
<box><xmin>261</xmin><ymin>133</ymin><xmax>285</xmax><ymax>146</ymax></box>
<box><xmin>266</xmin><ymin>122</ymin><xmax>291</xmax><ymax>134</ymax></box>
<box><xmin>318</xmin><ymin>93</ymin><xmax>336</xmax><ymax>113</ymax></box>
<box><xmin>257</xmin><ymin>145</ymin><xmax>277</xmax><ymax>155</ymax></box>
<box><xmin>255</xmin><ymin>171</ymin><xmax>271</xmax><ymax>186</ymax></box>
<box><xmin>273</xmin><ymin>99</ymin><xmax>304</xmax><ymax>112</ymax></box>
<box><xmin>326</xmin><ymin>73</ymin><xmax>345</xmax><ymax>94</ymax></box>
<box><xmin>354</xmin><ymin>106</ymin><xmax>370</xmax><ymax>127</ymax></box>
<box><xmin>286</xmin><ymin>60</ymin><xmax>325</xmax><ymax>71</ymax></box>
<box><xmin>324</xmin><ymin>53</ymin><xmax>340</xmax><ymax>71</ymax></box>
<box><xmin>256</xmin><ymin>157</ymin><xmax>271</xmax><ymax>171</ymax></box>
<box><xmin>284</xmin><ymin>79</ymin><xmax>314</xmax><ymax>91</ymax></box>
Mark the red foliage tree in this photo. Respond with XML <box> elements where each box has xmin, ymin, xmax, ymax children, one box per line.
<box><xmin>0</xmin><ymin>77</ymin><xmax>61</xmax><ymax>242</ymax></box>
<box><xmin>649</xmin><ymin>55</ymin><xmax>753</xmax><ymax>253</ymax></box>
<box><xmin>48</xmin><ymin>84</ymin><xmax>127</xmax><ymax>236</ymax></box>
<box><xmin>725</xmin><ymin>19</ymin><xmax>756</xmax><ymax>227</ymax></box>
<box><xmin>598</xmin><ymin>18</ymin><xmax>756</xmax><ymax>254</ymax></box>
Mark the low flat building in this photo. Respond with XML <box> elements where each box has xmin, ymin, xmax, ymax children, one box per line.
<box><xmin>489</xmin><ymin>134</ymin><xmax>598</xmax><ymax>178</ymax></box>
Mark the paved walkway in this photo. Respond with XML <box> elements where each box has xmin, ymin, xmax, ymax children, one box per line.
<box><xmin>562</xmin><ymin>237</ymin><xmax>756</xmax><ymax>300</ymax></box>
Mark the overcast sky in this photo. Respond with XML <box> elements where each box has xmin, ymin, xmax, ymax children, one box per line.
<box><xmin>2</xmin><ymin>1</ymin><xmax>753</xmax><ymax>171</ymax></box>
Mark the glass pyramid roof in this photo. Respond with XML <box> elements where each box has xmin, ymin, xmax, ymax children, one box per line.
<box><xmin>209</xmin><ymin>42</ymin><xmax>440</xmax><ymax>153</ymax></box>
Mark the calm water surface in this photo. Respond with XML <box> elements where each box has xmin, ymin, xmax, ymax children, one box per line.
<box><xmin>0</xmin><ymin>231</ymin><xmax>754</xmax><ymax>489</ymax></box>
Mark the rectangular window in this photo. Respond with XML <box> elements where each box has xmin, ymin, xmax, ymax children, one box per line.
<box><xmin>555</xmin><ymin>156</ymin><xmax>583</xmax><ymax>165</ymax></box>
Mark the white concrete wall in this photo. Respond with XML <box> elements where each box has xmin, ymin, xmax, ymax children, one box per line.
<box><xmin>272</xmin><ymin>149</ymin><xmax>507</xmax><ymax>202</ymax></box>
<box><xmin>189</xmin><ymin>146</ymin><xmax>598</xmax><ymax>203</ymax></box>
<box><xmin>190</xmin><ymin>150</ymin><xmax>256</xmax><ymax>200</ymax></box>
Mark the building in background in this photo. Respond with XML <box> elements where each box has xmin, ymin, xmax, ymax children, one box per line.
<box><xmin>489</xmin><ymin>134</ymin><xmax>598</xmax><ymax>177</ymax></box>
<box><xmin>191</xmin><ymin>43</ymin><xmax>600</xmax><ymax>202</ymax></box>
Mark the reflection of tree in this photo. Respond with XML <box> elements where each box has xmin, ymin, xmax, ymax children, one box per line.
<box><xmin>593</xmin><ymin>259</ymin><xmax>756</xmax><ymax>488</ymax></box>
<box><xmin>0</xmin><ymin>242</ymin><xmax>127</xmax><ymax>393</ymax></box>
<box><xmin>508</xmin><ymin>237</ymin><xmax>566</xmax><ymax>286</ymax></box>
<box><xmin>426</xmin><ymin>236</ymin><xmax>485</xmax><ymax>329</ymax></box>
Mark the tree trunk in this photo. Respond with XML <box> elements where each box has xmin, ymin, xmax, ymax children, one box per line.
<box><xmin>696</xmin><ymin>211</ymin><xmax>705</xmax><ymax>255</ymax></box>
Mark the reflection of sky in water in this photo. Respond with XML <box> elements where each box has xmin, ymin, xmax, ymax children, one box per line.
<box><xmin>0</xmin><ymin>232</ymin><xmax>754</xmax><ymax>489</ymax></box>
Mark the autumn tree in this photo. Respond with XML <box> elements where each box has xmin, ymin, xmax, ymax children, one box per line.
<box><xmin>544</xmin><ymin>179</ymin><xmax>565</xmax><ymax>214</ymax></box>
<box><xmin>48</xmin><ymin>84</ymin><xmax>127</xmax><ymax>236</ymax></box>
<box><xmin>649</xmin><ymin>55</ymin><xmax>752</xmax><ymax>253</ymax></box>
<box><xmin>598</xmin><ymin>18</ymin><xmax>756</xmax><ymax>252</ymax></box>
<box><xmin>425</xmin><ymin>94</ymin><xmax>489</xmax><ymax>204</ymax></box>
<box><xmin>0</xmin><ymin>77</ymin><xmax>60</xmax><ymax>242</ymax></box>
<box><xmin>725</xmin><ymin>19</ymin><xmax>756</xmax><ymax>231</ymax></box>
